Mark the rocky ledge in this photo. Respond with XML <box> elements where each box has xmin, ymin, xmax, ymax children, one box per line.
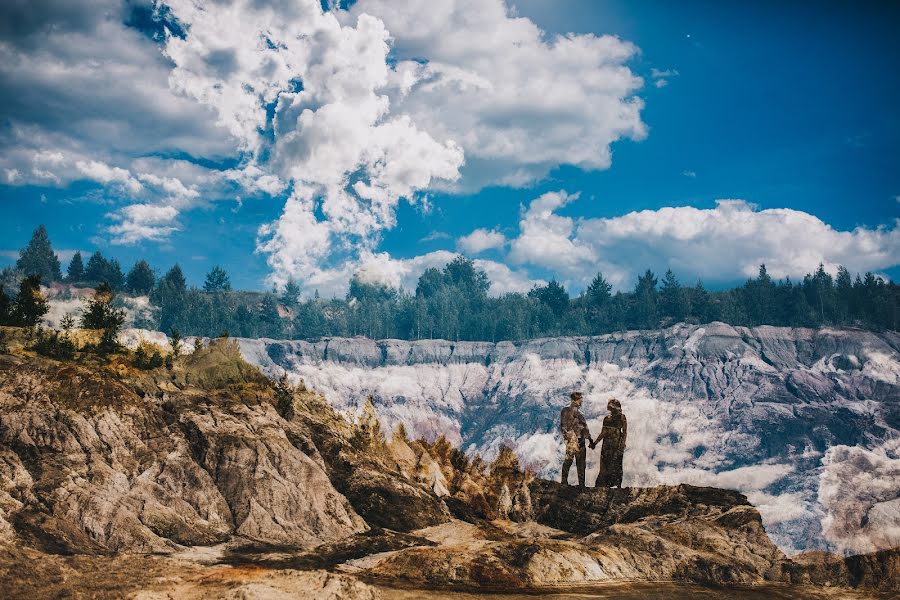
<box><xmin>0</xmin><ymin>332</ymin><xmax>896</xmax><ymax>598</ymax></box>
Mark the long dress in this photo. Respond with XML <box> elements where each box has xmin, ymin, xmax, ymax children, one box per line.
<box><xmin>595</xmin><ymin>412</ymin><xmax>627</xmax><ymax>488</ymax></box>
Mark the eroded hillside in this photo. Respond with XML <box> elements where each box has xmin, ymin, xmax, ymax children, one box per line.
<box><xmin>0</xmin><ymin>332</ymin><xmax>897</xmax><ymax>599</ymax></box>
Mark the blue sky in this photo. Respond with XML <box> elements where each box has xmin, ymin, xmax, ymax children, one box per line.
<box><xmin>1</xmin><ymin>0</ymin><xmax>898</xmax><ymax>294</ymax></box>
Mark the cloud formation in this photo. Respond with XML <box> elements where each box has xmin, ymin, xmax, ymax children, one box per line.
<box><xmin>343</xmin><ymin>0</ymin><xmax>646</xmax><ymax>189</ymax></box>
<box><xmin>457</xmin><ymin>228</ymin><xmax>507</xmax><ymax>254</ymax></box>
<box><xmin>498</xmin><ymin>193</ymin><xmax>900</xmax><ymax>290</ymax></box>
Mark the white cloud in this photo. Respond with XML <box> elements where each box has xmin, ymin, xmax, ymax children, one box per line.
<box><xmin>650</xmin><ymin>67</ymin><xmax>678</xmax><ymax>88</ymax></box>
<box><xmin>343</xmin><ymin>0</ymin><xmax>646</xmax><ymax>189</ymax></box>
<box><xmin>158</xmin><ymin>0</ymin><xmax>465</xmax><ymax>283</ymax></box>
<box><xmin>457</xmin><ymin>228</ymin><xmax>506</xmax><ymax>254</ymax></box>
<box><xmin>508</xmin><ymin>190</ymin><xmax>596</xmax><ymax>276</ymax></box>
<box><xmin>107</xmin><ymin>203</ymin><xmax>179</xmax><ymax>245</ymax></box>
<box><xmin>76</xmin><ymin>160</ymin><xmax>143</xmax><ymax>195</ymax></box>
<box><xmin>0</xmin><ymin>0</ymin><xmax>233</xmax><ymax>187</ymax></box>
<box><xmin>576</xmin><ymin>200</ymin><xmax>900</xmax><ymax>286</ymax></box>
<box><xmin>419</xmin><ymin>231</ymin><xmax>451</xmax><ymax>243</ymax></box>
<box><xmin>497</xmin><ymin>194</ymin><xmax>900</xmax><ymax>290</ymax></box>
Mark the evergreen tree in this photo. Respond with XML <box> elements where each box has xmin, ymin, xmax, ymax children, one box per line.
<box><xmin>12</xmin><ymin>275</ymin><xmax>49</xmax><ymax>326</ymax></box>
<box><xmin>630</xmin><ymin>270</ymin><xmax>658</xmax><ymax>329</ymax></box>
<box><xmin>528</xmin><ymin>280</ymin><xmax>569</xmax><ymax>317</ymax></box>
<box><xmin>80</xmin><ymin>282</ymin><xmax>126</xmax><ymax>332</ymax></box>
<box><xmin>281</xmin><ymin>277</ymin><xmax>301</xmax><ymax>307</ymax></box>
<box><xmin>105</xmin><ymin>259</ymin><xmax>125</xmax><ymax>291</ymax></box>
<box><xmin>16</xmin><ymin>225</ymin><xmax>62</xmax><ymax>283</ymax></box>
<box><xmin>745</xmin><ymin>264</ymin><xmax>775</xmax><ymax>325</ymax></box>
<box><xmin>84</xmin><ymin>251</ymin><xmax>109</xmax><ymax>283</ymax></box>
<box><xmin>67</xmin><ymin>251</ymin><xmax>85</xmax><ymax>283</ymax></box>
<box><xmin>834</xmin><ymin>266</ymin><xmax>853</xmax><ymax>324</ymax></box>
<box><xmin>204</xmin><ymin>265</ymin><xmax>231</xmax><ymax>292</ymax></box>
<box><xmin>169</xmin><ymin>328</ymin><xmax>182</xmax><ymax>357</ymax></box>
<box><xmin>659</xmin><ymin>269</ymin><xmax>688</xmax><ymax>322</ymax></box>
<box><xmin>0</xmin><ymin>287</ymin><xmax>11</xmax><ymax>325</ymax></box>
<box><xmin>126</xmin><ymin>260</ymin><xmax>156</xmax><ymax>295</ymax></box>
<box><xmin>160</xmin><ymin>264</ymin><xmax>187</xmax><ymax>292</ymax></box>
<box><xmin>586</xmin><ymin>272</ymin><xmax>612</xmax><ymax>306</ymax></box>
<box><xmin>585</xmin><ymin>272</ymin><xmax>613</xmax><ymax>333</ymax></box>
<box><xmin>691</xmin><ymin>280</ymin><xmax>713</xmax><ymax>323</ymax></box>
<box><xmin>807</xmin><ymin>264</ymin><xmax>835</xmax><ymax>324</ymax></box>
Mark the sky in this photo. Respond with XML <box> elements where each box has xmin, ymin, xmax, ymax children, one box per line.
<box><xmin>1</xmin><ymin>0</ymin><xmax>898</xmax><ymax>295</ymax></box>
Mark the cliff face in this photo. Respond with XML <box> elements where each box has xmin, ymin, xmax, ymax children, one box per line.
<box><xmin>0</xmin><ymin>346</ymin><xmax>367</xmax><ymax>554</ymax></box>
<box><xmin>235</xmin><ymin>323</ymin><xmax>900</xmax><ymax>555</ymax></box>
<box><xmin>0</xmin><ymin>335</ymin><xmax>896</xmax><ymax>598</ymax></box>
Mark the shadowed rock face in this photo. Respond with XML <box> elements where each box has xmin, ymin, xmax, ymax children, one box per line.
<box><xmin>236</xmin><ymin>323</ymin><xmax>900</xmax><ymax>554</ymax></box>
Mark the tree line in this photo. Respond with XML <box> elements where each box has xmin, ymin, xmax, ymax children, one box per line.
<box><xmin>3</xmin><ymin>225</ymin><xmax>898</xmax><ymax>341</ymax></box>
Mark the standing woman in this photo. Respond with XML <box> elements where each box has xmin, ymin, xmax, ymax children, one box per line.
<box><xmin>592</xmin><ymin>398</ymin><xmax>627</xmax><ymax>488</ymax></box>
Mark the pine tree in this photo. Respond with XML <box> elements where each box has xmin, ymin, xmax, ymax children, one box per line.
<box><xmin>203</xmin><ymin>266</ymin><xmax>231</xmax><ymax>292</ymax></box>
<box><xmin>0</xmin><ymin>287</ymin><xmax>11</xmax><ymax>325</ymax></box>
<box><xmin>84</xmin><ymin>251</ymin><xmax>109</xmax><ymax>284</ymax></box>
<box><xmin>161</xmin><ymin>264</ymin><xmax>187</xmax><ymax>292</ymax></box>
<box><xmin>281</xmin><ymin>277</ymin><xmax>301</xmax><ymax>307</ymax></box>
<box><xmin>631</xmin><ymin>270</ymin><xmax>658</xmax><ymax>329</ymax></box>
<box><xmin>80</xmin><ymin>282</ymin><xmax>126</xmax><ymax>332</ymax></box>
<box><xmin>105</xmin><ymin>259</ymin><xmax>125</xmax><ymax>291</ymax></box>
<box><xmin>660</xmin><ymin>269</ymin><xmax>688</xmax><ymax>322</ymax></box>
<box><xmin>12</xmin><ymin>275</ymin><xmax>50</xmax><ymax>326</ymax></box>
<box><xmin>169</xmin><ymin>328</ymin><xmax>182</xmax><ymax>357</ymax></box>
<box><xmin>691</xmin><ymin>280</ymin><xmax>713</xmax><ymax>323</ymax></box>
<box><xmin>16</xmin><ymin>225</ymin><xmax>62</xmax><ymax>283</ymax></box>
<box><xmin>67</xmin><ymin>251</ymin><xmax>85</xmax><ymax>283</ymax></box>
<box><xmin>586</xmin><ymin>272</ymin><xmax>612</xmax><ymax>307</ymax></box>
<box><xmin>126</xmin><ymin>260</ymin><xmax>156</xmax><ymax>295</ymax></box>
<box><xmin>834</xmin><ymin>266</ymin><xmax>853</xmax><ymax>325</ymax></box>
<box><xmin>528</xmin><ymin>280</ymin><xmax>569</xmax><ymax>317</ymax></box>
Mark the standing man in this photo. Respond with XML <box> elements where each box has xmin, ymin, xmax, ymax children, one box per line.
<box><xmin>560</xmin><ymin>391</ymin><xmax>591</xmax><ymax>487</ymax></box>
<box><xmin>592</xmin><ymin>398</ymin><xmax>627</xmax><ymax>488</ymax></box>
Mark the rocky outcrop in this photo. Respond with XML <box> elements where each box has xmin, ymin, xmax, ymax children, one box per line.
<box><xmin>0</xmin><ymin>331</ymin><xmax>896</xmax><ymax>597</ymax></box>
<box><xmin>237</xmin><ymin>323</ymin><xmax>900</xmax><ymax>554</ymax></box>
<box><xmin>0</xmin><ymin>344</ymin><xmax>366</xmax><ymax>553</ymax></box>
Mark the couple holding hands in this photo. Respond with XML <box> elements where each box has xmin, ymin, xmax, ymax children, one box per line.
<box><xmin>560</xmin><ymin>391</ymin><xmax>628</xmax><ymax>488</ymax></box>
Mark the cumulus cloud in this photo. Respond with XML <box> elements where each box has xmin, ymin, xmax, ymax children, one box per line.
<box><xmin>76</xmin><ymin>160</ymin><xmax>143</xmax><ymax>195</ymax></box>
<box><xmin>342</xmin><ymin>0</ymin><xmax>646</xmax><ymax>189</ymax></box>
<box><xmin>457</xmin><ymin>228</ymin><xmax>506</xmax><ymax>254</ymax></box>
<box><xmin>2</xmin><ymin>0</ymin><xmax>652</xmax><ymax>290</ymax></box>
<box><xmin>0</xmin><ymin>1</ymin><xmax>233</xmax><ymax>183</ymax></box>
<box><xmin>497</xmin><ymin>194</ymin><xmax>900</xmax><ymax>289</ymax></box>
<box><xmin>156</xmin><ymin>0</ymin><xmax>465</xmax><ymax>285</ymax></box>
<box><xmin>508</xmin><ymin>190</ymin><xmax>596</xmax><ymax>277</ymax></box>
<box><xmin>107</xmin><ymin>203</ymin><xmax>179</xmax><ymax>244</ymax></box>
<box><xmin>0</xmin><ymin>0</ymin><xmax>241</xmax><ymax>245</ymax></box>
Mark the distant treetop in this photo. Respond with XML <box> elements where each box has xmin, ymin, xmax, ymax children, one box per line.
<box><xmin>17</xmin><ymin>225</ymin><xmax>61</xmax><ymax>284</ymax></box>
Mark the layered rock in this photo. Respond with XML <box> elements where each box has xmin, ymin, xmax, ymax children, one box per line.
<box><xmin>0</xmin><ymin>344</ymin><xmax>366</xmax><ymax>553</ymax></box>
<box><xmin>236</xmin><ymin>323</ymin><xmax>900</xmax><ymax>554</ymax></box>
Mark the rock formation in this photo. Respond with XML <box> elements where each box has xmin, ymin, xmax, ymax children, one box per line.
<box><xmin>235</xmin><ymin>323</ymin><xmax>900</xmax><ymax>554</ymax></box>
<box><xmin>0</xmin><ymin>328</ymin><xmax>896</xmax><ymax>598</ymax></box>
